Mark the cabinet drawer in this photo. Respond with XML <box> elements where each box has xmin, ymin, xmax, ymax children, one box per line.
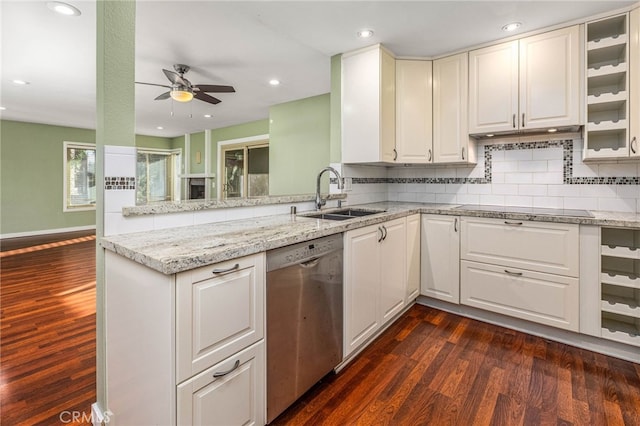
<box><xmin>176</xmin><ymin>254</ymin><xmax>265</xmax><ymax>382</ymax></box>
<box><xmin>177</xmin><ymin>341</ymin><xmax>265</xmax><ymax>426</ymax></box>
<box><xmin>461</xmin><ymin>260</ymin><xmax>579</xmax><ymax>331</ymax></box>
<box><xmin>461</xmin><ymin>217</ymin><xmax>579</xmax><ymax>276</ymax></box>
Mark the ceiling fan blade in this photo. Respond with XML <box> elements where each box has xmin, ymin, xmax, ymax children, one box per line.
<box><xmin>135</xmin><ymin>81</ymin><xmax>171</xmax><ymax>88</ymax></box>
<box><xmin>155</xmin><ymin>91</ymin><xmax>171</xmax><ymax>100</ymax></box>
<box><xmin>162</xmin><ymin>69</ymin><xmax>188</xmax><ymax>86</ymax></box>
<box><xmin>194</xmin><ymin>91</ymin><xmax>221</xmax><ymax>104</ymax></box>
<box><xmin>195</xmin><ymin>84</ymin><xmax>236</xmax><ymax>93</ymax></box>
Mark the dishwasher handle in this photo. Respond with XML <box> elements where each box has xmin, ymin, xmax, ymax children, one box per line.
<box><xmin>300</xmin><ymin>257</ymin><xmax>320</xmax><ymax>268</ymax></box>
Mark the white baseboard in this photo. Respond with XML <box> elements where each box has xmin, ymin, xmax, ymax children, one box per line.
<box><xmin>0</xmin><ymin>225</ymin><xmax>95</xmax><ymax>240</ymax></box>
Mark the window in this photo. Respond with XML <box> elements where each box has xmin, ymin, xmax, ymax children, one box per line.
<box><xmin>64</xmin><ymin>142</ymin><xmax>96</xmax><ymax>211</ymax></box>
<box><xmin>136</xmin><ymin>149</ymin><xmax>180</xmax><ymax>204</ymax></box>
<box><xmin>219</xmin><ymin>140</ymin><xmax>269</xmax><ymax>199</ymax></box>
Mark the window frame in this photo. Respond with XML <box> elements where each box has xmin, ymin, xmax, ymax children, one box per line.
<box><xmin>135</xmin><ymin>147</ymin><xmax>182</xmax><ymax>205</ymax></box>
<box><xmin>216</xmin><ymin>134</ymin><xmax>269</xmax><ymax>199</ymax></box>
<box><xmin>63</xmin><ymin>141</ymin><xmax>96</xmax><ymax>212</ymax></box>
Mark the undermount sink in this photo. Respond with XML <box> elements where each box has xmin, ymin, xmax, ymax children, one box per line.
<box><xmin>301</xmin><ymin>208</ymin><xmax>385</xmax><ymax>221</ymax></box>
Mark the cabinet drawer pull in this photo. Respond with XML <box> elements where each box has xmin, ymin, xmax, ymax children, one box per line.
<box><xmin>428</xmin><ymin>149</ymin><xmax>432</xmax><ymax>162</ymax></box>
<box><xmin>212</xmin><ymin>263</ymin><xmax>240</xmax><ymax>274</ymax></box>
<box><xmin>213</xmin><ymin>360</ymin><xmax>240</xmax><ymax>378</ymax></box>
<box><xmin>504</xmin><ymin>221</ymin><xmax>523</xmax><ymax>226</ymax></box>
<box><xmin>631</xmin><ymin>137</ymin><xmax>637</xmax><ymax>154</ymax></box>
<box><xmin>512</xmin><ymin>113</ymin><xmax>516</xmax><ymax>128</ymax></box>
<box><xmin>521</xmin><ymin>113</ymin><xmax>525</xmax><ymax>128</ymax></box>
<box><xmin>382</xmin><ymin>225</ymin><xmax>388</xmax><ymax>241</ymax></box>
<box><xmin>504</xmin><ymin>269</ymin><xmax>523</xmax><ymax>276</ymax></box>
<box><xmin>378</xmin><ymin>227</ymin><xmax>384</xmax><ymax>243</ymax></box>
<box><xmin>454</xmin><ymin>218</ymin><xmax>458</xmax><ymax>232</ymax></box>
<box><xmin>393</xmin><ymin>148</ymin><xmax>398</xmax><ymax>161</ymax></box>
<box><xmin>461</xmin><ymin>147</ymin><xmax>466</xmax><ymax>160</ymax></box>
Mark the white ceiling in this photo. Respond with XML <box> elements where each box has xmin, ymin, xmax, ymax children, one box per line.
<box><xmin>1</xmin><ymin>0</ymin><xmax>637</xmax><ymax>138</ymax></box>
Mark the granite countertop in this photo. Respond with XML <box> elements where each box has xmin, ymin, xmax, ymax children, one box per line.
<box><xmin>101</xmin><ymin>202</ymin><xmax>640</xmax><ymax>275</ymax></box>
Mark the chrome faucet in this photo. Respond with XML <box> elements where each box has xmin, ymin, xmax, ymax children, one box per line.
<box><xmin>315</xmin><ymin>166</ymin><xmax>344</xmax><ymax>210</ymax></box>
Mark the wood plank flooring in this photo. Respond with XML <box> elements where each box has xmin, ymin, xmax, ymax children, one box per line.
<box><xmin>1</xmin><ymin>234</ymin><xmax>96</xmax><ymax>426</ymax></box>
<box><xmin>273</xmin><ymin>304</ymin><xmax>640</xmax><ymax>426</ymax></box>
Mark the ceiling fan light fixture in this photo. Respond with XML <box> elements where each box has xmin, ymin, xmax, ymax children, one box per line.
<box><xmin>47</xmin><ymin>1</ymin><xmax>81</xmax><ymax>16</ymax></box>
<box><xmin>170</xmin><ymin>89</ymin><xmax>194</xmax><ymax>102</ymax></box>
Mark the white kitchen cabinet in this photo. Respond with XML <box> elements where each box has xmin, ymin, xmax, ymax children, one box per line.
<box><xmin>631</xmin><ymin>8</ymin><xmax>640</xmax><ymax>158</ymax></box>
<box><xmin>395</xmin><ymin>60</ymin><xmax>433</xmax><ymax>163</ymax></box>
<box><xmin>105</xmin><ymin>251</ymin><xmax>266</xmax><ymax>426</ymax></box>
<box><xmin>177</xmin><ymin>341</ymin><xmax>265</xmax><ymax>426</ymax></box>
<box><xmin>344</xmin><ymin>217</ymin><xmax>407</xmax><ymax>357</ymax></box>
<box><xmin>342</xmin><ymin>44</ymin><xmax>396</xmax><ymax>164</ymax></box>
<box><xmin>459</xmin><ymin>217</ymin><xmax>580</xmax><ymax>331</ymax></box>
<box><xmin>583</xmin><ymin>13</ymin><xmax>635</xmax><ymax>159</ymax></box>
<box><xmin>433</xmin><ymin>52</ymin><xmax>476</xmax><ymax>164</ymax></box>
<box><xmin>460</xmin><ymin>261</ymin><xmax>579</xmax><ymax>331</ymax></box>
<box><xmin>469</xmin><ymin>25</ymin><xmax>581</xmax><ymax>135</ymax></box>
<box><xmin>420</xmin><ymin>215</ymin><xmax>460</xmax><ymax>304</ymax></box>
<box><xmin>176</xmin><ymin>254</ymin><xmax>265</xmax><ymax>382</ymax></box>
<box><xmin>405</xmin><ymin>214</ymin><xmax>421</xmax><ymax>303</ymax></box>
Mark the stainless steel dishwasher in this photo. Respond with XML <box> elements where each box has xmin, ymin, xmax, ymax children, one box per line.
<box><xmin>266</xmin><ymin>234</ymin><xmax>343</xmax><ymax>423</ymax></box>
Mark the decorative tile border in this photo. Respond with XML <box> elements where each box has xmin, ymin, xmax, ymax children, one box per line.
<box><xmin>105</xmin><ymin>176</ymin><xmax>136</xmax><ymax>190</ymax></box>
<box><xmin>344</xmin><ymin>139</ymin><xmax>639</xmax><ymax>185</ymax></box>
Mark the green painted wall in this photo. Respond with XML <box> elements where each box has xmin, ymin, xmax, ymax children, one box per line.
<box><xmin>269</xmin><ymin>94</ymin><xmax>331</xmax><ymax>195</ymax></box>
<box><xmin>330</xmin><ymin>54</ymin><xmax>342</xmax><ymax>163</ymax></box>
<box><xmin>0</xmin><ymin>120</ymin><xmax>97</xmax><ymax>235</ymax></box>
<box><xmin>189</xmin><ymin>131</ymin><xmax>205</xmax><ymax>174</ymax></box>
<box><xmin>0</xmin><ymin>120</ymin><xmax>172</xmax><ymax>236</ymax></box>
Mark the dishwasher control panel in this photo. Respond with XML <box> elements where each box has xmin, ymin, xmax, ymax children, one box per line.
<box><xmin>266</xmin><ymin>234</ymin><xmax>343</xmax><ymax>272</ymax></box>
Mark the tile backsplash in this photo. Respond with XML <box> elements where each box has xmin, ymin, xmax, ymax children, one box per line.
<box><xmin>342</xmin><ymin>137</ymin><xmax>640</xmax><ymax>213</ymax></box>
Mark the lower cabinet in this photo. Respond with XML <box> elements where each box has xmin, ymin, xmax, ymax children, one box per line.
<box><xmin>460</xmin><ymin>260</ymin><xmax>579</xmax><ymax>331</ymax></box>
<box><xmin>177</xmin><ymin>341</ymin><xmax>265</xmax><ymax>426</ymax></box>
<box><xmin>344</xmin><ymin>217</ymin><xmax>408</xmax><ymax>357</ymax></box>
<box><xmin>406</xmin><ymin>214</ymin><xmax>421</xmax><ymax>303</ymax></box>
<box><xmin>420</xmin><ymin>214</ymin><xmax>460</xmax><ymax>303</ymax></box>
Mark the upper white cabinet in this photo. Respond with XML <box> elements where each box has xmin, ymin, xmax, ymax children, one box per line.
<box><xmin>396</xmin><ymin>60</ymin><xmax>433</xmax><ymax>163</ymax></box>
<box><xmin>342</xmin><ymin>44</ymin><xmax>396</xmax><ymax>164</ymax></box>
<box><xmin>583</xmin><ymin>10</ymin><xmax>640</xmax><ymax>159</ymax></box>
<box><xmin>433</xmin><ymin>52</ymin><xmax>476</xmax><ymax>164</ymax></box>
<box><xmin>469</xmin><ymin>25</ymin><xmax>582</xmax><ymax>135</ymax></box>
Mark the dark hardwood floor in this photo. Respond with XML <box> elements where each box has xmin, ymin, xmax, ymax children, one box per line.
<box><xmin>1</xmin><ymin>232</ymin><xmax>639</xmax><ymax>426</ymax></box>
<box><xmin>273</xmin><ymin>304</ymin><xmax>640</xmax><ymax>426</ymax></box>
<box><xmin>1</xmin><ymin>233</ymin><xmax>96</xmax><ymax>426</ymax></box>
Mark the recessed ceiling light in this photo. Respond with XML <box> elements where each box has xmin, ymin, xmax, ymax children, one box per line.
<box><xmin>156</xmin><ymin>126</ymin><xmax>164</xmax><ymax>130</ymax></box>
<box><xmin>501</xmin><ymin>22</ymin><xmax>521</xmax><ymax>32</ymax></box>
<box><xmin>547</xmin><ymin>128</ymin><xmax>558</xmax><ymax>133</ymax></box>
<box><xmin>486</xmin><ymin>134</ymin><xmax>495</xmax><ymax>137</ymax></box>
<box><xmin>12</xmin><ymin>79</ymin><xmax>29</xmax><ymax>86</ymax></box>
<box><xmin>357</xmin><ymin>29</ymin><xmax>374</xmax><ymax>38</ymax></box>
<box><xmin>204</xmin><ymin>114</ymin><xmax>213</xmax><ymax>118</ymax></box>
<box><xmin>47</xmin><ymin>1</ymin><xmax>81</xmax><ymax>16</ymax></box>
<box><xmin>0</xmin><ymin>107</ymin><xmax>6</xmax><ymax>111</ymax></box>
<box><xmin>269</xmin><ymin>79</ymin><xmax>280</xmax><ymax>86</ymax></box>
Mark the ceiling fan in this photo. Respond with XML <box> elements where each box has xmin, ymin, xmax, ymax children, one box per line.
<box><xmin>136</xmin><ymin>64</ymin><xmax>235</xmax><ymax>105</ymax></box>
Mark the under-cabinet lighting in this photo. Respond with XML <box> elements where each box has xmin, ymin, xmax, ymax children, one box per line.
<box><xmin>501</xmin><ymin>22</ymin><xmax>521</xmax><ymax>32</ymax></box>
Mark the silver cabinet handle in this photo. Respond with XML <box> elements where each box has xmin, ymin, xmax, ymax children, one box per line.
<box><xmin>631</xmin><ymin>137</ymin><xmax>637</xmax><ymax>154</ymax></box>
<box><xmin>521</xmin><ymin>113</ymin><xmax>525</xmax><ymax>128</ymax></box>
<box><xmin>393</xmin><ymin>148</ymin><xmax>398</xmax><ymax>161</ymax></box>
<box><xmin>461</xmin><ymin>147</ymin><xmax>466</xmax><ymax>160</ymax></box>
<box><xmin>512</xmin><ymin>113</ymin><xmax>516</xmax><ymax>128</ymax></box>
<box><xmin>504</xmin><ymin>269</ymin><xmax>523</xmax><ymax>276</ymax></box>
<box><xmin>454</xmin><ymin>217</ymin><xmax>458</xmax><ymax>232</ymax></box>
<box><xmin>213</xmin><ymin>360</ymin><xmax>240</xmax><ymax>378</ymax></box>
<box><xmin>378</xmin><ymin>226</ymin><xmax>384</xmax><ymax>243</ymax></box>
<box><xmin>504</xmin><ymin>221</ymin><xmax>523</xmax><ymax>226</ymax></box>
<box><xmin>428</xmin><ymin>149</ymin><xmax>432</xmax><ymax>162</ymax></box>
<box><xmin>212</xmin><ymin>263</ymin><xmax>240</xmax><ymax>274</ymax></box>
<box><xmin>382</xmin><ymin>225</ymin><xmax>388</xmax><ymax>241</ymax></box>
